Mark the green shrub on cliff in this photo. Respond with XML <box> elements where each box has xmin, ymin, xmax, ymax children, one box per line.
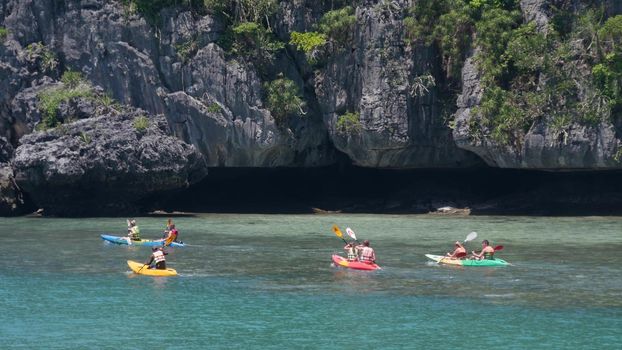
<box><xmin>287</xmin><ymin>6</ymin><xmax>354</xmax><ymax>64</ymax></box>
<box><xmin>409</xmin><ymin>73</ymin><xmax>436</xmax><ymax>97</ymax></box>
<box><xmin>122</xmin><ymin>0</ymin><xmax>197</xmax><ymax>24</ymax></box>
<box><xmin>202</xmin><ymin>0</ymin><xmax>226</xmax><ymax>15</ymax></box>
<box><xmin>79</xmin><ymin>131</ymin><xmax>92</xmax><ymax>144</ymax></box>
<box><xmin>592</xmin><ymin>56</ymin><xmax>622</xmax><ymax>111</ymax></box>
<box><xmin>203</xmin><ymin>0</ymin><xmax>277</xmax><ymax>23</ymax></box>
<box><xmin>289</xmin><ymin>31</ymin><xmax>327</xmax><ymax>64</ymax></box>
<box><xmin>471</xmin><ymin>7</ymin><xmax>622</xmax><ymax>144</ymax></box>
<box><xmin>264</xmin><ymin>76</ymin><xmax>305</xmax><ymax>126</ymax></box>
<box><xmin>336</xmin><ymin>112</ymin><xmax>361</xmax><ymax>135</ymax></box>
<box><xmin>175</xmin><ymin>38</ymin><xmax>198</xmax><ymax>62</ymax></box>
<box><xmin>317</xmin><ymin>6</ymin><xmax>356</xmax><ymax>46</ymax></box>
<box><xmin>474</xmin><ymin>86</ymin><xmax>528</xmax><ymax>145</ymax></box>
<box><xmin>474</xmin><ymin>7</ymin><xmax>522</xmax><ymax>83</ymax></box>
<box><xmin>599</xmin><ymin>15</ymin><xmax>622</xmax><ymax>47</ymax></box>
<box><xmin>203</xmin><ymin>0</ymin><xmax>281</xmax><ymax>67</ymax></box>
<box><xmin>37</xmin><ymin>84</ymin><xmax>94</xmax><ymax>130</ymax></box>
<box><xmin>97</xmin><ymin>93</ymin><xmax>122</xmax><ymax>111</ymax></box>
<box><xmin>207</xmin><ymin>103</ymin><xmax>222</xmax><ymax>113</ymax></box>
<box><xmin>26</xmin><ymin>42</ymin><xmax>58</xmax><ymax>73</ymax></box>
<box><xmin>133</xmin><ymin>116</ymin><xmax>150</xmax><ymax>131</ymax></box>
<box><xmin>404</xmin><ymin>0</ymin><xmax>519</xmax><ymax>82</ymax></box>
<box><xmin>0</xmin><ymin>27</ymin><xmax>8</xmax><ymax>42</ymax></box>
<box><xmin>231</xmin><ymin>21</ymin><xmax>284</xmax><ymax>67</ymax></box>
<box><xmin>403</xmin><ymin>0</ymin><xmax>450</xmax><ymax>45</ymax></box>
<box><xmin>125</xmin><ymin>0</ymin><xmax>279</xmax><ymax>26</ymax></box>
<box><xmin>404</xmin><ymin>0</ymin><xmax>473</xmax><ymax>82</ymax></box>
<box><xmin>61</xmin><ymin>70</ymin><xmax>84</xmax><ymax>88</ymax></box>
<box><xmin>403</xmin><ymin>0</ymin><xmax>618</xmax><ymax>145</ymax></box>
<box><xmin>504</xmin><ymin>23</ymin><xmax>547</xmax><ymax>73</ymax></box>
<box><xmin>593</xmin><ymin>15</ymin><xmax>622</xmax><ymax>113</ymax></box>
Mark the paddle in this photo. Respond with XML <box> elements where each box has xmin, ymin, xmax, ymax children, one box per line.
<box><xmin>332</xmin><ymin>224</ymin><xmax>349</xmax><ymax>245</ymax></box>
<box><xmin>345</xmin><ymin>227</ymin><xmax>360</xmax><ymax>243</ymax></box>
<box><xmin>464</xmin><ymin>231</ymin><xmax>477</xmax><ymax>243</ymax></box>
<box><xmin>137</xmin><ymin>264</ymin><xmax>147</xmax><ymax>274</ymax></box>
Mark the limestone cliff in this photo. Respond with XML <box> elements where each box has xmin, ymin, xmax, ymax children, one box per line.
<box><xmin>1</xmin><ymin>0</ymin><xmax>622</xmax><ymax>214</ymax></box>
<box><xmin>453</xmin><ymin>0</ymin><xmax>622</xmax><ymax>169</ymax></box>
<box><xmin>312</xmin><ymin>1</ymin><xmax>481</xmax><ymax>168</ymax></box>
<box><xmin>13</xmin><ymin>92</ymin><xmax>206</xmax><ymax>216</ymax></box>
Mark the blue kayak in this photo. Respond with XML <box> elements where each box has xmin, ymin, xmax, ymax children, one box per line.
<box><xmin>100</xmin><ymin>234</ymin><xmax>185</xmax><ymax>248</ymax></box>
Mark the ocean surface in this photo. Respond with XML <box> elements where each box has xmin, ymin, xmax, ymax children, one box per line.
<box><xmin>1</xmin><ymin>214</ymin><xmax>621</xmax><ymax>349</ymax></box>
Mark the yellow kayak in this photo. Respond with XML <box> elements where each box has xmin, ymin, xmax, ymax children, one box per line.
<box><xmin>127</xmin><ymin>260</ymin><xmax>178</xmax><ymax>277</ymax></box>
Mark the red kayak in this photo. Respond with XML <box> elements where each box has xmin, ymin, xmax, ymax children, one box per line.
<box><xmin>332</xmin><ymin>254</ymin><xmax>381</xmax><ymax>271</ymax></box>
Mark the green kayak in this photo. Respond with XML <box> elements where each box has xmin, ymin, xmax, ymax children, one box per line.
<box><xmin>425</xmin><ymin>254</ymin><xmax>509</xmax><ymax>267</ymax></box>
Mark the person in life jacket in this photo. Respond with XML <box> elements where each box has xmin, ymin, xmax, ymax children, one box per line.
<box><xmin>471</xmin><ymin>240</ymin><xmax>495</xmax><ymax>260</ymax></box>
<box><xmin>343</xmin><ymin>241</ymin><xmax>358</xmax><ymax>261</ymax></box>
<box><xmin>163</xmin><ymin>222</ymin><xmax>179</xmax><ymax>246</ymax></box>
<box><xmin>123</xmin><ymin>219</ymin><xmax>141</xmax><ymax>245</ymax></box>
<box><xmin>145</xmin><ymin>247</ymin><xmax>168</xmax><ymax>270</ymax></box>
<box><xmin>127</xmin><ymin>219</ymin><xmax>141</xmax><ymax>240</ymax></box>
<box><xmin>446</xmin><ymin>241</ymin><xmax>467</xmax><ymax>259</ymax></box>
<box><xmin>357</xmin><ymin>240</ymin><xmax>376</xmax><ymax>264</ymax></box>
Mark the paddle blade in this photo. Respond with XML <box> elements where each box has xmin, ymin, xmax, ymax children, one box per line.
<box><xmin>464</xmin><ymin>231</ymin><xmax>477</xmax><ymax>243</ymax></box>
<box><xmin>345</xmin><ymin>227</ymin><xmax>357</xmax><ymax>240</ymax></box>
<box><xmin>332</xmin><ymin>224</ymin><xmax>344</xmax><ymax>239</ymax></box>
<box><xmin>493</xmin><ymin>245</ymin><xmax>504</xmax><ymax>251</ymax></box>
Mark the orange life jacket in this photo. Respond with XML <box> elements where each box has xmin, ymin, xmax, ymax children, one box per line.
<box><xmin>164</xmin><ymin>229</ymin><xmax>178</xmax><ymax>246</ymax></box>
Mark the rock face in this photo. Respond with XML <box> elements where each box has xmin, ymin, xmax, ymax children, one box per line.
<box><xmin>314</xmin><ymin>1</ymin><xmax>482</xmax><ymax>168</ymax></box>
<box><xmin>0</xmin><ymin>0</ymin><xmax>334</xmax><ymax>167</ymax></box>
<box><xmin>453</xmin><ymin>1</ymin><xmax>622</xmax><ymax>169</ymax></box>
<box><xmin>0</xmin><ymin>0</ymin><xmax>483</xmax><ymax>170</ymax></box>
<box><xmin>13</xmin><ymin>100</ymin><xmax>207</xmax><ymax>216</ymax></box>
<box><xmin>2</xmin><ymin>0</ymin><xmax>622</xmax><ymax>215</ymax></box>
<box><xmin>0</xmin><ymin>163</ymin><xmax>24</xmax><ymax>215</ymax></box>
<box><xmin>161</xmin><ymin>43</ymin><xmax>331</xmax><ymax>167</ymax></box>
<box><xmin>453</xmin><ymin>53</ymin><xmax>620</xmax><ymax>169</ymax></box>
<box><xmin>519</xmin><ymin>0</ymin><xmax>549</xmax><ymax>31</ymax></box>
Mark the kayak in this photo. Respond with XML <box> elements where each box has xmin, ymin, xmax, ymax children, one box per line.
<box><xmin>127</xmin><ymin>260</ymin><xmax>177</xmax><ymax>277</ymax></box>
<box><xmin>101</xmin><ymin>234</ymin><xmax>185</xmax><ymax>248</ymax></box>
<box><xmin>332</xmin><ymin>254</ymin><xmax>381</xmax><ymax>271</ymax></box>
<box><xmin>425</xmin><ymin>254</ymin><xmax>509</xmax><ymax>267</ymax></box>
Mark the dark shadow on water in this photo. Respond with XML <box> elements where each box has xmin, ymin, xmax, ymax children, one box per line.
<box><xmin>148</xmin><ymin>165</ymin><xmax>622</xmax><ymax>216</ymax></box>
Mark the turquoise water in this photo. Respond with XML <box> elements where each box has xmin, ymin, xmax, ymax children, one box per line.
<box><xmin>1</xmin><ymin>214</ymin><xmax>621</xmax><ymax>349</ymax></box>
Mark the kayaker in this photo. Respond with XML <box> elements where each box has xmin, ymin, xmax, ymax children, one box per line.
<box><xmin>145</xmin><ymin>247</ymin><xmax>168</xmax><ymax>270</ymax></box>
<box><xmin>344</xmin><ymin>242</ymin><xmax>358</xmax><ymax>261</ymax></box>
<box><xmin>446</xmin><ymin>241</ymin><xmax>466</xmax><ymax>259</ymax></box>
<box><xmin>471</xmin><ymin>240</ymin><xmax>495</xmax><ymax>260</ymax></box>
<box><xmin>357</xmin><ymin>240</ymin><xmax>376</xmax><ymax>264</ymax></box>
<box><xmin>123</xmin><ymin>219</ymin><xmax>141</xmax><ymax>245</ymax></box>
<box><xmin>163</xmin><ymin>223</ymin><xmax>179</xmax><ymax>246</ymax></box>
<box><xmin>128</xmin><ymin>219</ymin><xmax>141</xmax><ymax>240</ymax></box>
